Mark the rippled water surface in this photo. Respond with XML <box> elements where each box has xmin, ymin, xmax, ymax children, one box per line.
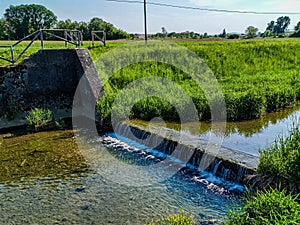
<box><xmin>0</xmin><ymin>130</ymin><xmax>237</xmax><ymax>225</ymax></box>
<box><xmin>1</xmin><ymin>107</ymin><xmax>299</xmax><ymax>224</ymax></box>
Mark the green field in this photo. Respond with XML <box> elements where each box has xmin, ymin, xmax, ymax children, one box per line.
<box><xmin>91</xmin><ymin>39</ymin><xmax>300</xmax><ymax>123</ymax></box>
<box><xmin>1</xmin><ymin>39</ymin><xmax>300</xmax><ymax>122</ymax></box>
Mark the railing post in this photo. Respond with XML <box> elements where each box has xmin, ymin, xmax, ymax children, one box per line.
<box><xmin>64</xmin><ymin>31</ymin><xmax>68</xmax><ymax>48</ymax></box>
<box><xmin>104</xmin><ymin>31</ymin><xmax>106</xmax><ymax>47</ymax></box>
<box><xmin>40</xmin><ymin>30</ymin><xmax>44</xmax><ymax>50</ymax></box>
<box><xmin>77</xmin><ymin>31</ymin><xmax>81</xmax><ymax>48</ymax></box>
<box><xmin>92</xmin><ymin>32</ymin><xmax>95</xmax><ymax>47</ymax></box>
<box><xmin>10</xmin><ymin>46</ymin><xmax>14</xmax><ymax>63</ymax></box>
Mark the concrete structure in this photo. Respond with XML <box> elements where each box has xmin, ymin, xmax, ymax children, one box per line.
<box><xmin>0</xmin><ymin>49</ymin><xmax>102</xmax><ymax>129</ymax></box>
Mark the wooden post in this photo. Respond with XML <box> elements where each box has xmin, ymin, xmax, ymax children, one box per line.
<box><xmin>77</xmin><ymin>31</ymin><xmax>81</xmax><ymax>48</ymax></box>
<box><xmin>10</xmin><ymin>46</ymin><xmax>14</xmax><ymax>63</ymax></box>
<box><xmin>64</xmin><ymin>31</ymin><xmax>68</xmax><ymax>47</ymax></box>
<box><xmin>103</xmin><ymin>31</ymin><xmax>106</xmax><ymax>47</ymax></box>
<box><xmin>92</xmin><ymin>32</ymin><xmax>95</xmax><ymax>47</ymax></box>
<box><xmin>40</xmin><ymin>30</ymin><xmax>44</xmax><ymax>50</ymax></box>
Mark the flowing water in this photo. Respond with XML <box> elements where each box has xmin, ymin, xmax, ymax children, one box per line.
<box><xmin>0</xmin><ymin>107</ymin><xmax>299</xmax><ymax>224</ymax></box>
<box><xmin>0</xmin><ymin>129</ymin><xmax>236</xmax><ymax>225</ymax></box>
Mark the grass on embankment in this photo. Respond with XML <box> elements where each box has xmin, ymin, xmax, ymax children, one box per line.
<box><xmin>224</xmin><ymin>126</ymin><xmax>300</xmax><ymax>225</ymax></box>
<box><xmin>223</xmin><ymin>188</ymin><xmax>300</xmax><ymax>225</ymax></box>
<box><xmin>245</xmin><ymin>126</ymin><xmax>300</xmax><ymax>193</ymax></box>
<box><xmin>90</xmin><ymin>39</ymin><xmax>300</xmax><ymax>123</ymax></box>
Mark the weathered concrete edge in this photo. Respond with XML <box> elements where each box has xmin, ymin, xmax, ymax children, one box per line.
<box><xmin>126</xmin><ymin>122</ymin><xmax>258</xmax><ymax>171</ymax></box>
<box><xmin>0</xmin><ymin>49</ymin><xmax>102</xmax><ymax>131</ymax></box>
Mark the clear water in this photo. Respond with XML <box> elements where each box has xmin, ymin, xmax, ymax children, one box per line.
<box><xmin>1</xmin><ymin>108</ymin><xmax>298</xmax><ymax>224</ymax></box>
<box><xmin>131</xmin><ymin>107</ymin><xmax>300</xmax><ymax>156</ymax></box>
<box><xmin>0</xmin><ymin>130</ymin><xmax>236</xmax><ymax>225</ymax></box>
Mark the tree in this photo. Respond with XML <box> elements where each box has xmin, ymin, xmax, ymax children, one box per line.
<box><xmin>77</xmin><ymin>22</ymin><xmax>89</xmax><ymax>40</ymax></box>
<box><xmin>227</xmin><ymin>33</ymin><xmax>240</xmax><ymax>39</ymax></box>
<box><xmin>266</xmin><ymin>20</ymin><xmax>275</xmax><ymax>33</ymax></box>
<box><xmin>0</xmin><ymin>18</ymin><xmax>9</xmax><ymax>40</ymax></box>
<box><xmin>262</xmin><ymin>30</ymin><xmax>274</xmax><ymax>38</ymax></box>
<box><xmin>245</xmin><ymin>26</ymin><xmax>258</xmax><ymax>38</ymax></box>
<box><xmin>88</xmin><ymin>17</ymin><xmax>129</xmax><ymax>40</ymax></box>
<box><xmin>295</xmin><ymin>21</ymin><xmax>300</xmax><ymax>32</ymax></box>
<box><xmin>56</xmin><ymin>19</ymin><xmax>78</xmax><ymax>30</ymax></box>
<box><xmin>219</xmin><ymin>28</ymin><xmax>226</xmax><ymax>38</ymax></box>
<box><xmin>4</xmin><ymin>4</ymin><xmax>57</xmax><ymax>39</ymax></box>
<box><xmin>274</xmin><ymin>16</ymin><xmax>290</xmax><ymax>34</ymax></box>
<box><xmin>291</xmin><ymin>21</ymin><xmax>300</xmax><ymax>37</ymax></box>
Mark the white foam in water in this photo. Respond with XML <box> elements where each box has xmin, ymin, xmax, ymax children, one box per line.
<box><xmin>102</xmin><ymin>132</ymin><xmax>246</xmax><ymax>193</ymax></box>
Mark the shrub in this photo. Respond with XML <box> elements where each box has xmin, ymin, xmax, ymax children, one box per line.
<box><xmin>224</xmin><ymin>188</ymin><xmax>300</xmax><ymax>225</ymax></box>
<box><xmin>26</xmin><ymin>108</ymin><xmax>64</xmax><ymax>131</ymax></box>
<box><xmin>227</xmin><ymin>34</ymin><xmax>240</xmax><ymax>39</ymax></box>
<box><xmin>148</xmin><ymin>212</ymin><xmax>195</xmax><ymax>225</ymax></box>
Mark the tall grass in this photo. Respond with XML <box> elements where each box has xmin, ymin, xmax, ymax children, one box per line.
<box><xmin>92</xmin><ymin>39</ymin><xmax>300</xmax><ymax>122</ymax></box>
<box><xmin>224</xmin><ymin>188</ymin><xmax>300</xmax><ymax>225</ymax></box>
<box><xmin>257</xmin><ymin>126</ymin><xmax>300</xmax><ymax>190</ymax></box>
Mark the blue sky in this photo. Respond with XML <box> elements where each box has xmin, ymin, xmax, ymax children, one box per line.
<box><xmin>0</xmin><ymin>0</ymin><xmax>299</xmax><ymax>34</ymax></box>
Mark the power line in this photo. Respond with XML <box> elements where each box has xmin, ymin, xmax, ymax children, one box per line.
<box><xmin>105</xmin><ymin>0</ymin><xmax>300</xmax><ymax>15</ymax></box>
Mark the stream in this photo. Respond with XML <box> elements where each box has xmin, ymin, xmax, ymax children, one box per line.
<box><xmin>0</xmin><ymin>107</ymin><xmax>299</xmax><ymax>224</ymax></box>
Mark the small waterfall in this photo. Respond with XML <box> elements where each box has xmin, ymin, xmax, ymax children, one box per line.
<box><xmin>212</xmin><ymin>159</ymin><xmax>222</xmax><ymax>175</ymax></box>
<box><xmin>112</xmin><ymin>122</ymin><xmax>253</xmax><ymax>184</ymax></box>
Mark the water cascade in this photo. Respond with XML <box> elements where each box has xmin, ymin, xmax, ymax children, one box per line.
<box><xmin>110</xmin><ymin>122</ymin><xmax>256</xmax><ymax>184</ymax></box>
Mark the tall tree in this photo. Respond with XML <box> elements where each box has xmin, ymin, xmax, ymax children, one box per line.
<box><xmin>219</xmin><ymin>28</ymin><xmax>226</xmax><ymax>38</ymax></box>
<box><xmin>274</xmin><ymin>16</ymin><xmax>290</xmax><ymax>34</ymax></box>
<box><xmin>245</xmin><ymin>26</ymin><xmax>258</xmax><ymax>39</ymax></box>
<box><xmin>266</xmin><ymin>21</ymin><xmax>275</xmax><ymax>32</ymax></box>
<box><xmin>4</xmin><ymin>4</ymin><xmax>57</xmax><ymax>39</ymax></box>
<box><xmin>88</xmin><ymin>17</ymin><xmax>129</xmax><ymax>40</ymax></box>
<box><xmin>295</xmin><ymin>21</ymin><xmax>300</xmax><ymax>32</ymax></box>
<box><xmin>56</xmin><ymin>19</ymin><xmax>78</xmax><ymax>30</ymax></box>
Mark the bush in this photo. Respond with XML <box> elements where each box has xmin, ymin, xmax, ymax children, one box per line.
<box><xmin>227</xmin><ymin>34</ymin><xmax>240</xmax><ymax>39</ymax></box>
<box><xmin>147</xmin><ymin>212</ymin><xmax>195</xmax><ymax>225</ymax></box>
<box><xmin>26</xmin><ymin>108</ymin><xmax>64</xmax><ymax>131</ymax></box>
<box><xmin>257</xmin><ymin>126</ymin><xmax>300</xmax><ymax>190</ymax></box>
<box><xmin>224</xmin><ymin>188</ymin><xmax>300</xmax><ymax>225</ymax></box>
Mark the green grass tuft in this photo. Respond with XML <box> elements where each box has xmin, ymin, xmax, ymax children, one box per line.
<box><xmin>224</xmin><ymin>188</ymin><xmax>300</xmax><ymax>225</ymax></box>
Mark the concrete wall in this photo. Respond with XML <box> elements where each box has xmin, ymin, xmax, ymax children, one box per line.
<box><xmin>0</xmin><ymin>49</ymin><xmax>102</xmax><ymax>125</ymax></box>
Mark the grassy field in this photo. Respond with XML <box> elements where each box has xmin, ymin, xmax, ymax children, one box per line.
<box><xmin>91</xmin><ymin>39</ymin><xmax>300</xmax><ymax>123</ymax></box>
<box><xmin>1</xmin><ymin>39</ymin><xmax>300</xmax><ymax>122</ymax></box>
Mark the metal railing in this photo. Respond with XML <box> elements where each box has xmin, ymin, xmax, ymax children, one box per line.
<box><xmin>0</xmin><ymin>29</ymin><xmax>82</xmax><ymax>64</ymax></box>
<box><xmin>92</xmin><ymin>31</ymin><xmax>106</xmax><ymax>47</ymax></box>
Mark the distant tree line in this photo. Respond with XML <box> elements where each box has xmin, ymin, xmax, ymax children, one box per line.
<box><xmin>1</xmin><ymin>4</ymin><xmax>300</xmax><ymax>41</ymax></box>
<box><xmin>0</xmin><ymin>4</ymin><xmax>130</xmax><ymax>40</ymax></box>
<box><xmin>154</xmin><ymin>16</ymin><xmax>300</xmax><ymax>40</ymax></box>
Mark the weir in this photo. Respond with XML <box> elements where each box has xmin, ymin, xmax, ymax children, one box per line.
<box><xmin>114</xmin><ymin>122</ymin><xmax>258</xmax><ymax>184</ymax></box>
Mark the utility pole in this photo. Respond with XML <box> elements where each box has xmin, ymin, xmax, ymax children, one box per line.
<box><xmin>144</xmin><ymin>0</ymin><xmax>147</xmax><ymax>43</ymax></box>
